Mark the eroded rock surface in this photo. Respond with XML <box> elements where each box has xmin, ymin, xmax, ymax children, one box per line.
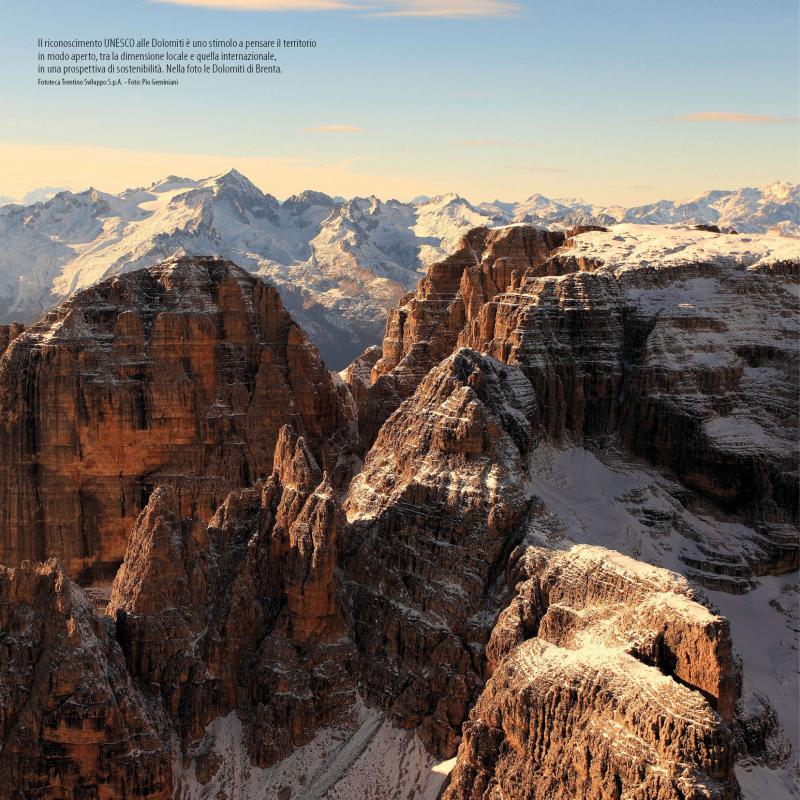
<box><xmin>345</xmin><ymin>349</ymin><xmax>537</xmax><ymax>757</ymax></box>
<box><xmin>0</xmin><ymin>322</ymin><xmax>23</xmax><ymax>357</ymax></box>
<box><xmin>0</xmin><ymin>560</ymin><xmax>172</xmax><ymax>800</ymax></box>
<box><xmin>445</xmin><ymin>545</ymin><xmax>740</xmax><ymax>800</ymax></box>
<box><xmin>109</xmin><ymin>425</ymin><xmax>357</xmax><ymax>769</ymax></box>
<box><xmin>0</xmin><ymin>257</ymin><xmax>355</xmax><ymax>580</ymax></box>
<box><xmin>357</xmin><ymin>223</ymin><xmax>799</xmax><ymax>528</ymax></box>
<box><xmin>358</xmin><ymin>226</ymin><xmax>565</xmax><ymax>451</ymax></box>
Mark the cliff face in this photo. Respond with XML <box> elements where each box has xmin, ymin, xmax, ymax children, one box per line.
<box><xmin>355</xmin><ymin>224</ymin><xmax>799</xmax><ymax>530</ymax></box>
<box><xmin>0</xmin><ymin>560</ymin><xmax>172</xmax><ymax>800</ymax></box>
<box><xmin>445</xmin><ymin>547</ymin><xmax>739</xmax><ymax>800</ymax></box>
<box><xmin>0</xmin><ymin>257</ymin><xmax>355</xmax><ymax>581</ymax></box>
<box><xmin>344</xmin><ymin>349</ymin><xmax>537</xmax><ymax>758</ymax></box>
<box><xmin>0</xmin><ymin>323</ymin><xmax>23</xmax><ymax>357</ymax></box>
<box><xmin>355</xmin><ymin>226</ymin><xmax>566</xmax><ymax>451</ymax></box>
<box><xmin>109</xmin><ymin>425</ymin><xmax>357</xmax><ymax>771</ymax></box>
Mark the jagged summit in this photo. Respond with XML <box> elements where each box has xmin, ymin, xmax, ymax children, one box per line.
<box><xmin>0</xmin><ymin>255</ymin><xmax>356</xmax><ymax>580</ymax></box>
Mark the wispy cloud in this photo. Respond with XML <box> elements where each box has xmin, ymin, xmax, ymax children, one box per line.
<box><xmin>506</xmin><ymin>165</ymin><xmax>569</xmax><ymax>174</ymax></box>
<box><xmin>667</xmin><ymin>111</ymin><xmax>798</xmax><ymax>125</ymax></box>
<box><xmin>367</xmin><ymin>0</ymin><xmax>520</xmax><ymax>18</ymax></box>
<box><xmin>306</xmin><ymin>124</ymin><xmax>362</xmax><ymax>133</ymax></box>
<box><xmin>153</xmin><ymin>0</ymin><xmax>521</xmax><ymax>17</ymax></box>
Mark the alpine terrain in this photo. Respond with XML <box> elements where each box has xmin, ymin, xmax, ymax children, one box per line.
<box><xmin>0</xmin><ymin>217</ymin><xmax>796</xmax><ymax>800</ymax></box>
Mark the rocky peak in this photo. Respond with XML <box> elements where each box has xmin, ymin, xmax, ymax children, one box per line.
<box><xmin>0</xmin><ymin>256</ymin><xmax>355</xmax><ymax>580</ymax></box>
<box><xmin>108</xmin><ymin>421</ymin><xmax>356</xmax><ymax>771</ymax></box>
<box><xmin>271</xmin><ymin>424</ymin><xmax>323</xmax><ymax>493</ymax></box>
<box><xmin>344</xmin><ymin>350</ymin><xmax>537</xmax><ymax>757</ymax></box>
<box><xmin>355</xmin><ymin>225</ymin><xmax>565</xmax><ymax>453</ymax></box>
<box><xmin>446</xmin><ymin>544</ymin><xmax>741</xmax><ymax>800</ymax></box>
<box><xmin>0</xmin><ymin>559</ymin><xmax>172</xmax><ymax>799</ymax></box>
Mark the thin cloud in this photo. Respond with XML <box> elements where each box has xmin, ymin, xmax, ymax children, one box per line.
<box><xmin>153</xmin><ymin>0</ymin><xmax>520</xmax><ymax>16</ymax></box>
<box><xmin>367</xmin><ymin>0</ymin><xmax>520</xmax><ymax>17</ymax></box>
<box><xmin>306</xmin><ymin>124</ymin><xmax>362</xmax><ymax>133</ymax></box>
<box><xmin>668</xmin><ymin>111</ymin><xmax>798</xmax><ymax>124</ymax></box>
<box><xmin>506</xmin><ymin>165</ymin><xmax>569</xmax><ymax>174</ymax></box>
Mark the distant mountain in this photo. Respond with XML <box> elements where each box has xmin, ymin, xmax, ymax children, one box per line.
<box><xmin>0</xmin><ymin>172</ymin><xmax>796</xmax><ymax>367</ymax></box>
<box><xmin>479</xmin><ymin>181</ymin><xmax>800</xmax><ymax>233</ymax></box>
<box><xmin>619</xmin><ymin>181</ymin><xmax>800</xmax><ymax>233</ymax></box>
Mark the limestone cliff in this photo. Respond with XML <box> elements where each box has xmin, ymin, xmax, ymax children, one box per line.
<box><xmin>0</xmin><ymin>257</ymin><xmax>355</xmax><ymax>581</ymax></box>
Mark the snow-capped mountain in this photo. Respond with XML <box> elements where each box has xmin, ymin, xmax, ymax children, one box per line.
<box><xmin>0</xmin><ymin>171</ymin><xmax>797</xmax><ymax>367</ymax></box>
<box><xmin>479</xmin><ymin>181</ymin><xmax>800</xmax><ymax>233</ymax></box>
<box><xmin>618</xmin><ymin>181</ymin><xmax>800</xmax><ymax>233</ymax></box>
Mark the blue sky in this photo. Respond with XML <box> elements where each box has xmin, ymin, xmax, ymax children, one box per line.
<box><xmin>0</xmin><ymin>0</ymin><xmax>798</xmax><ymax>203</ymax></box>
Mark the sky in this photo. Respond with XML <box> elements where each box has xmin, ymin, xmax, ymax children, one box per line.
<box><xmin>0</xmin><ymin>0</ymin><xmax>798</xmax><ymax>205</ymax></box>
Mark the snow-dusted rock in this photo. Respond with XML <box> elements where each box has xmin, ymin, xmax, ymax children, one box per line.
<box><xmin>0</xmin><ymin>256</ymin><xmax>356</xmax><ymax>579</ymax></box>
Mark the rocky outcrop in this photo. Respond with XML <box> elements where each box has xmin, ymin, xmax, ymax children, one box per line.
<box><xmin>109</xmin><ymin>424</ymin><xmax>357</xmax><ymax>769</ymax></box>
<box><xmin>361</xmin><ymin>223</ymin><xmax>799</xmax><ymax>526</ymax></box>
<box><xmin>356</xmin><ymin>226</ymin><xmax>565</xmax><ymax>451</ymax></box>
<box><xmin>0</xmin><ymin>257</ymin><xmax>355</xmax><ymax>581</ymax></box>
<box><xmin>460</xmin><ymin>269</ymin><xmax>625</xmax><ymax>440</ymax></box>
<box><xmin>0</xmin><ymin>323</ymin><xmax>23</xmax><ymax>357</ymax></box>
<box><xmin>344</xmin><ymin>349</ymin><xmax>537</xmax><ymax>758</ymax></box>
<box><xmin>445</xmin><ymin>545</ymin><xmax>740</xmax><ymax>800</ymax></box>
<box><xmin>0</xmin><ymin>560</ymin><xmax>172</xmax><ymax>800</ymax></box>
<box><xmin>615</xmin><ymin>262</ymin><xmax>799</xmax><ymax>524</ymax></box>
<box><xmin>339</xmin><ymin>343</ymin><xmax>380</xmax><ymax>409</ymax></box>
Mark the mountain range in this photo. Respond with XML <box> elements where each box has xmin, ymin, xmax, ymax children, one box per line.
<box><xmin>0</xmin><ymin>220</ymin><xmax>796</xmax><ymax>799</ymax></box>
<box><xmin>1</xmin><ymin>170</ymin><xmax>797</xmax><ymax>367</ymax></box>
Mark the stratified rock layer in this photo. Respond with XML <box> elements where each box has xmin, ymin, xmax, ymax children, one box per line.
<box><xmin>345</xmin><ymin>349</ymin><xmax>537</xmax><ymax>757</ymax></box>
<box><xmin>445</xmin><ymin>545</ymin><xmax>740</xmax><ymax>800</ymax></box>
<box><xmin>360</xmin><ymin>224</ymin><xmax>799</xmax><ymax>528</ymax></box>
<box><xmin>0</xmin><ymin>257</ymin><xmax>354</xmax><ymax>580</ymax></box>
<box><xmin>109</xmin><ymin>425</ymin><xmax>357</xmax><ymax>769</ymax></box>
<box><xmin>0</xmin><ymin>560</ymin><xmax>172</xmax><ymax>800</ymax></box>
<box><xmin>358</xmin><ymin>226</ymin><xmax>565</xmax><ymax>451</ymax></box>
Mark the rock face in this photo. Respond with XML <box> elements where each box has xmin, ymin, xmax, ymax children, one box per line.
<box><xmin>338</xmin><ymin>343</ymin><xmax>380</xmax><ymax>409</ymax></box>
<box><xmin>0</xmin><ymin>560</ymin><xmax>172</xmax><ymax>800</ymax></box>
<box><xmin>359</xmin><ymin>226</ymin><xmax>565</xmax><ymax>451</ymax></box>
<box><xmin>109</xmin><ymin>424</ymin><xmax>357</xmax><ymax>770</ymax></box>
<box><xmin>445</xmin><ymin>545</ymin><xmax>740</xmax><ymax>800</ymax></box>
<box><xmin>0</xmin><ymin>322</ymin><xmax>23</xmax><ymax>357</ymax></box>
<box><xmin>0</xmin><ymin>257</ymin><xmax>354</xmax><ymax>580</ymax></box>
<box><xmin>345</xmin><ymin>349</ymin><xmax>537</xmax><ymax>757</ymax></box>
<box><xmin>361</xmin><ymin>223</ymin><xmax>799</xmax><ymax>528</ymax></box>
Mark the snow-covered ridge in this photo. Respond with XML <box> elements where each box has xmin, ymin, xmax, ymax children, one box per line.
<box><xmin>564</xmin><ymin>222</ymin><xmax>800</xmax><ymax>271</ymax></box>
<box><xmin>0</xmin><ymin>171</ymin><xmax>797</xmax><ymax>368</ymax></box>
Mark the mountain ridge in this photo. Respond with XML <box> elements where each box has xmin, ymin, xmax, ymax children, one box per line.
<box><xmin>0</xmin><ymin>170</ymin><xmax>797</xmax><ymax>367</ymax></box>
<box><xmin>0</xmin><ymin>223</ymin><xmax>797</xmax><ymax>798</ymax></box>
